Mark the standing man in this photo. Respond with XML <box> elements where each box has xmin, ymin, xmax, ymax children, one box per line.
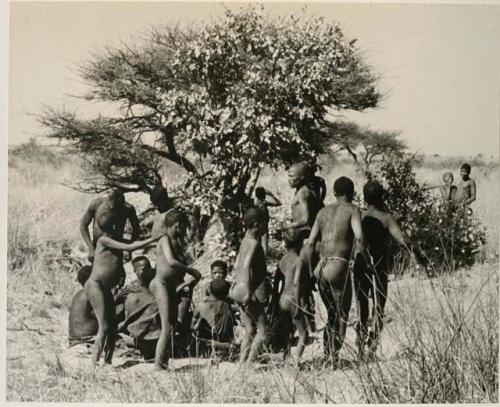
<box><xmin>80</xmin><ymin>189</ymin><xmax>141</xmax><ymax>262</ymax></box>
<box><xmin>453</xmin><ymin>163</ymin><xmax>476</xmax><ymax>207</ymax></box>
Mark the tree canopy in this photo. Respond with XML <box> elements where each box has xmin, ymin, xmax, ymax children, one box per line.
<box><xmin>40</xmin><ymin>6</ymin><xmax>380</xmax><ymax>219</ymax></box>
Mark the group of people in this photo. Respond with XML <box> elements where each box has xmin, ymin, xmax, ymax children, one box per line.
<box><xmin>68</xmin><ymin>161</ymin><xmax>477</xmax><ymax>370</ymax></box>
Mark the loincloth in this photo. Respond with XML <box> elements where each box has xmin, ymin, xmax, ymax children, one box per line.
<box><xmin>314</xmin><ymin>255</ymin><xmax>349</xmax><ymax>284</ymax></box>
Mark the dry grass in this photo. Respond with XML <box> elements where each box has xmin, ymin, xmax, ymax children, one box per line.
<box><xmin>6</xmin><ymin>148</ymin><xmax>499</xmax><ymax>402</ymax></box>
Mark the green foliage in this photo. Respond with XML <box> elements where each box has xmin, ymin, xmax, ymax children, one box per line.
<box><xmin>39</xmin><ymin>6</ymin><xmax>380</xmax><ymax>242</ymax></box>
<box><xmin>366</xmin><ymin>156</ymin><xmax>487</xmax><ymax>270</ymax></box>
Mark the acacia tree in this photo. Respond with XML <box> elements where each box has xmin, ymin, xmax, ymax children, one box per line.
<box><xmin>324</xmin><ymin>121</ymin><xmax>406</xmax><ymax>169</ymax></box>
<box><xmin>40</xmin><ymin>7</ymin><xmax>380</xmax><ymax>243</ymax></box>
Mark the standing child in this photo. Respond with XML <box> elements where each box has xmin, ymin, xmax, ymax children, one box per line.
<box><xmin>273</xmin><ymin>229</ymin><xmax>310</xmax><ymax>363</ymax></box>
<box><xmin>254</xmin><ymin>187</ymin><xmax>282</xmax><ymax>256</ymax></box>
<box><xmin>229</xmin><ymin>207</ymin><xmax>270</xmax><ymax>363</ymax></box>
<box><xmin>84</xmin><ymin>216</ymin><xmax>160</xmax><ymax>366</ymax></box>
<box><xmin>453</xmin><ymin>163</ymin><xmax>476</xmax><ymax>207</ymax></box>
<box><xmin>149</xmin><ymin>209</ymin><xmax>202</xmax><ymax>370</ymax></box>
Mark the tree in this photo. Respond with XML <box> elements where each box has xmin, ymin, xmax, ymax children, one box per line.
<box><xmin>323</xmin><ymin>121</ymin><xmax>406</xmax><ymax>169</ymax></box>
<box><xmin>40</xmin><ymin>6</ymin><xmax>380</xmax><ymax>244</ymax></box>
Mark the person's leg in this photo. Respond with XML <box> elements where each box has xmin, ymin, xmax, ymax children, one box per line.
<box><xmin>238</xmin><ymin>307</ymin><xmax>255</xmax><ymax>363</ymax></box>
<box><xmin>332</xmin><ymin>271</ymin><xmax>352</xmax><ymax>356</ymax></box>
<box><xmin>150</xmin><ymin>279</ymin><xmax>172</xmax><ymax>370</ymax></box>
<box><xmin>261</xmin><ymin>233</ymin><xmax>269</xmax><ymax>257</ymax></box>
<box><xmin>353</xmin><ymin>256</ymin><xmax>371</xmax><ymax>359</ymax></box>
<box><xmin>318</xmin><ymin>281</ymin><xmax>336</xmax><ymax>359</ymax></box>
<box><xmin>368</xmin><ymin>270</ymin><xmax>388</xmax><ymax>354</ymax></box>
<box><xmin>293</xmin><ymin>315</ymin><xmax>308</xmax><ymax>360</ymax></box>
<box><xmin>84</xmin><ymin>279</ymin><xmax>109</xmax><ymax>365</ymax></box>
<box><xmin>103</xmin><ymin>288</ymin><xmax>117</xmax><ymax>364</ymax></box>
<box><xmin>247</xmin><ymin>304</ymin><xmax>267</xmax><ymax>362</ymax></box>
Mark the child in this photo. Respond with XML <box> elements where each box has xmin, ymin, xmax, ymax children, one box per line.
<box><xmin>254</xmin><ymin>187</ymin><xmax>282</xmax><ymax>256</ymax></box>
<box><xmin>202</xmin><ymin>260</ymin><xmax>229</xmax><ymax>299</ymax></box>
<box><xmin>426</xmin><ymin>172</ymin><xmax>457</xmax><ymax>203</ymax></box>
<box><xmin>229</xmin><ymin>207</ymin><xmax>269</xmax><ymax>363</ymax></box>
<box><xmin>149</xmin><ymin>209</ymin><xmax>202</xmax><ymax>370</ymax></box>
<box><xmin>191</xmin><ymin>277</ymin><xmax>237</xmax><ymax>359</ymax></box>
<box><xmin>453</xmin><ymin>163</ymin><xmax>476</xmax><ymax>207</ymax></box>
<box><xmin>273</xmin><ymin>229</ymin><xmax>310</xmax><ymax>362</ymax></box>
<box><xmin>68</xmin><ymin>265</ymin><xmax>98</xmax><ymax>347</ymax></box>
<box><xmin>84</xmin><ymin>216</ymin><xmax>160</xmax><ymax>366</ymax></box>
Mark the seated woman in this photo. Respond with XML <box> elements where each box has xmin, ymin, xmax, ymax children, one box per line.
<box><xmin>191</xmin><ymin>277</ymin><xmax>238</xmax><ymax>359</ymax></box>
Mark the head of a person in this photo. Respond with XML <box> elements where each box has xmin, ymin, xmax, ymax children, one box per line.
<box><xmin>209</xmin><ymin>277</ymin><xmax>231</xmax><ymax>301</ymax></box>
<box><xmin>243</xmin><ymin>206</ymin><xmax>266</xmax><ymax>237</ymax></box>
<box><xmin>333</xmin><ymin>176</ymin><xmax>355</xmax><ymax>201</ymax></box>
<box><xmin>363</xmin><ymin>181</ymin><xmax>385</xmax><ymax>209</ymax></box>
<box><xmin>163</xmin><ymin>209</ymin><xmax>189</xmax><ymax>238</ymax></box>
<box><xmin>460</xmin><ymin>163</ymin><xmax>471</xmax><ymax>180</ymax></box>
<box><xmin>287</xmin><ymin>162</ymin><xmax>308</xmax><ymax>188</ymax></box>
<box><xmin>210</xmin><ymin>260</ymin><xmax>228</xmax><ymax>280</ymax></box>
<box><xmin>77</xmin><ymin>265</ymin><xmax>93</xmax><ymax>287</ymax></box>
<box><xmin>132</xmin><ymin>256</ymin><xmax>155</xmax><ymax>285</ymax></box>
<box><xmin>149</xmin><ymin>184</ymin><xmax>171</xmax><ymax>213</ymax></box>
<box><xmin>108</xmin><ymin>189</ymin><xmax>125</xmax><ymax>210</ymax></box>
<box><xmin>442</xmin><ymin>172</ymin><xmax>454</xmax><ymax>185</ymax></box>
<box><xmin>282</xmin><ymin>228</ymin><xmax>299</xmax><ymax>250</ymax></box>
<box><xmin>255</xmin><ymin>187</ymin><xmax>266</xmax><ymax>201</ymax></box>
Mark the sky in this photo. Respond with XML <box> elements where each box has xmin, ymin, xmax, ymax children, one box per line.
<box><xmin>8</xmin><ymin>2</ymin><xmax>500</xmax><ymax>156</ymax></box>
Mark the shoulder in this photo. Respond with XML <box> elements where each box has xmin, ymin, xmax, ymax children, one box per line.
<box><xmin>88</xmin><ymin>198</ymin><xmax>104</xmax><ymax>211</ymax></box>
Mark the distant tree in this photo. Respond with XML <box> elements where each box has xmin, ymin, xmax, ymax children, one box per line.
<box><xmin>323</xmin><ymin>121</ymin><xmax>406</xmax><ymax>169</ymax></box>
<box><xmin>39</xmin><ymin>6</ymin><xmax>380</xmax><ymax>244</ymax></box>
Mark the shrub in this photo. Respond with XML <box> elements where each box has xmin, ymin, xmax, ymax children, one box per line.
<box><xmin>365</xmin><ymin>156</ymin><xmax>487</xmax><ymax>270</ymax></box>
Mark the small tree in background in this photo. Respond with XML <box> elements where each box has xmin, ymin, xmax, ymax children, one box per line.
<box><xmin>39</xmin><ymin>6</ymin><xmax>380</xmax><ymax>246</ymax></box>
<box><xmin>365</xmin><ymin>156</ymin><xmax>487</xmax><ymax>271</ymax></box>
<box><xmin>324</xmin><ymin>121</ymin><xmax>406</xmax><ymax>169</ymax></box>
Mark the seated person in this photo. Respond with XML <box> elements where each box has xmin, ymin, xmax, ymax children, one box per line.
<box><xmin>191</xmin><ymin>277</ymin><xmax>238</xmax><ymax>359</ymax></box>
<box><xmin>202</xmin><ymin>260</ymin><xmax>229</xmax><ymax>298</ymax></box>
<box><xmin>68</xmin><ymin>265</ymin><xmax>98</xmax><ymax>347</ymax></box>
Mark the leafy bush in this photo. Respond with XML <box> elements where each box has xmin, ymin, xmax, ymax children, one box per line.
<box><xmin>365</xmin><ymin>156</ymin><xmax>487</xmax><ymax>270</ymax></box>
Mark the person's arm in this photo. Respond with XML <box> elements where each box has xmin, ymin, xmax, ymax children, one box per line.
<box><xmin>293</xmin><ymin>260</ymin><xmax>305</xmax><ymax>303</ymax></box>
<box><xmin>264</xmin><ymin>190</ymin><xmax>282</xmax><ymax>207</ymax></box>
<box><xmin>240</xmin><ymin>241</ymin><xmax>257</xmax><ymax>306</ymax></box>
<box><xmin>79</xmin><ymin>200</ymin><xmax>99</xmax><ymax>259</ymax></box>
<box><xmin>463</xmin><ymin>180</ymin><xmax>476</xmax><ymax>205</ymax></box>
<box><xmin>272</xmin><ymin>265</ymin><xmax>283</xmax><ymax>300</ymax></box>
<box><xmin>127</xmin><ymin>205</ymin><xmax>141</xmax><ymax>241</ymax></box>
<box><xmin>387</xmin><ymin>214</ymin><xmax>409</xmax><ymax>250</ymax></box>
<box><xmin>351</xmin><ymin>207</ymin><xmax>370</xmax><ymax>265</ymax></box>
<box><xmin>191</xmin><ymin>309</ymin><xmax>201</xmax><ymax>331</ymax></box>
<box><xmin>283</xmin><ymin>189</ymin><xmax>310</xmax><ymax>230</ymax></box>
<box><xmin>319</xmin><ymin>178</ymin><xmax>327</xmax><ymax>201</ymax></box>
<box><xmin>306</xmin><ymin>211</ymin><xmax>322</xmax><ymax>247</ymax></box>
<box><xmin>157</xmin><ymin>236</ymin><xmax>197</xmax><ymax>275</ymax></box>
<box><xmin>99</xmin><ymin>235</ymin><xmax>160</xmax><ymax>251</ymax></box>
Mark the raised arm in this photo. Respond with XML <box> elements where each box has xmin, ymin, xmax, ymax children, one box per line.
<box><xmin>464</xmin><ymin>180</ymin><xmax>476</xmax><ymax>205</ymax></box>
<box><xmin>265</xmin><ymin>190</ymin><xmax>282</xmax><ymax>207</ymax></box>
<box><xmin>99</xmin><ymin>235</ymin><xmax>160</xmax><ymax>251</ymax></box>
<box><xmin>80</xmin><ymin>199</ymin><xmax>99</xmax><ymax>258</ymax></box>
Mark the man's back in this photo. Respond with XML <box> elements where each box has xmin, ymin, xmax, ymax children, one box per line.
<box><xmin>69</xmin><ymin>289</ymin><xmax>98</xmax><ymax>338</ymax></box>
<box><xmin>317</xmin><ymin>203</ymin><xmax>355</xmax><ymax>259</ymax></box>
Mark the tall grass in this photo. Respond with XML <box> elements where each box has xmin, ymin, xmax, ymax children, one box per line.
<box><xmin>6</xmin><ymin>144</ymin><xmax>499</xmax><ymax>402</ymax></box>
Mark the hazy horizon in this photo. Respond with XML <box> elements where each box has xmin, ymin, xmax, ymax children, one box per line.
<box><xmin>9</xmin><ymin>2</ymin><xmax>500</xmax><ymax>157</ymax></box>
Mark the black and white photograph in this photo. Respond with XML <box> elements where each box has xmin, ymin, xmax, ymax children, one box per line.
<box><xmin>4</xmin><ymin>1</ymin><xmax>500</xmax><ymax>403</ymax></box>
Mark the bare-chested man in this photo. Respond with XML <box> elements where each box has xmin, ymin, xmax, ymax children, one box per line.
<box><xmin>80</xmin><ymin>190</ymin><xmax>140</xmax><ymax>262</ymax></box>
<box><xmin>149</xmin><ymin>209</ymin><xmax>201</xmax><ymax>371</ymax></box>
<box><xmin>354</xmin><ymin>181</ymin><xmax>413</xmax><ymax>360</ymax></box>
<box><xmin>282</xmin><ymin>163</ymin><xmax>323</xmax><ymax>250</ymax></box>
<box><xmin>229</xmin><ymin>207</ymin><xmax>270</xmax><ymax>363</ymax></box>
<box><xmin>307</xmin><ymin>177</ymin><xmax>367</xmax><ymax>366</ymax></box>
<box><xmin>85</xmin><ymin>217</ymin><xmax>159</xmax><ymax>366</ymax></box>
<box><xmin>453</xmin><ymin>163</ymin><xmax>476</xmax><ymax>207</ymax></box>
